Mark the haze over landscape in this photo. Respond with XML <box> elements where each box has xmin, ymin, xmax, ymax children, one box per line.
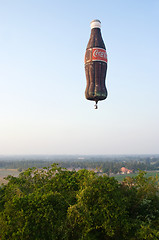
<box><xmin>0</xmin><ymin>0</ymin><xmax>159</xmax><ymax>155</ymax></box>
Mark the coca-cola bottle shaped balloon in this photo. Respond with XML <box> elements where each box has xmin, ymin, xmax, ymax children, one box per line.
<box><xmin>84</xmin><ymin>19</ymin><xmax>108</xmax><ymax>109</ymax></box>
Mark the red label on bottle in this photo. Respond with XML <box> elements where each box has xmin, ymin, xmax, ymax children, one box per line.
<box><xmin>92</xmin><ymin>48</ymin><xmax>107</xmax><ymax>63</ymax></box>
<box><xmin>84</xmin><ymin>48</ymin><xmax>107</xmax><ymax>64</ymax></box>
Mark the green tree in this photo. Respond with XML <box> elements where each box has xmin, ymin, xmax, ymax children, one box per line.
<box><xmin>0</xmin><ymin>166</ymin><xmax>159</xmax><ymax>240</ymax></box>
<box><xmin>0</xmin><ymin>165</ymin><xmax>95</xmax><ymax>239</ymax></box>
<box><xmin>0</xmin><ymin>165</ymin><xmax>70</xmax><ymax>239</ymax></box>
<box><xmin>123</xmin><ymin>171</ymin><xmax>159</xmax><ymax>239</ymax></box>
<box><xmin>67</xmin><ymin>175</ymin><xmax>131</xmax><ymax>240</ymax></box>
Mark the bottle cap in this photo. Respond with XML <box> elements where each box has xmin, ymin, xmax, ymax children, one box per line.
<box><xmin>90</xmin><ymin>19</ymin><xmax>101</xmax><ymax>29</ymax></box>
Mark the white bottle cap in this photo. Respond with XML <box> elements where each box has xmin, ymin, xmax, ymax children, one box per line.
<box><xmin>90</xmin><ymin>19</ymin><xmax>101</xmax><ymax>29</ymax></box>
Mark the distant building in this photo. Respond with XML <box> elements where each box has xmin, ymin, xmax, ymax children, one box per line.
<box><xmin>120</xmin><ymin>167</ymin><xmax>133</xmax><ymax>174</ymax></box>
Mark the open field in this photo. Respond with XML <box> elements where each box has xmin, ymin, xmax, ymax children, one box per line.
<box><xmin>0</xmin><ymin>169</ymin><xmax>19</xmax><ymax>185</ymax></box>
<box><xmin>113</xmin><ymin>171</ymin><xmax>159</xmax><ymax>182</ymax></box>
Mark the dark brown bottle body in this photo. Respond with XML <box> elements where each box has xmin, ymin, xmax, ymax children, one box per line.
<box><xmin>84</xmin><ymin>20</ymin><xmax>108</xmax><ymax>104</ymax></box>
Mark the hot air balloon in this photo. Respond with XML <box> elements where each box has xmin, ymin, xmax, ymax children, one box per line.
<box><xmin>84</xmin><ymin>20</ymin><xmax>108</xmax><ymax>109</ymax></box>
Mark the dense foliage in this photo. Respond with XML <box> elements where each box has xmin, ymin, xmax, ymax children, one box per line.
<box><xmin>0</xmin><ymin>164</ymin><xmax>159</xmax><ymax>239</ymax></box>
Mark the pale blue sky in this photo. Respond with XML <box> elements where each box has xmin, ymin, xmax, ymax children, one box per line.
<box><xmin>0</xmin><ymin>0</ymin><xmax>159</xmax><ymax>154</ymax></box>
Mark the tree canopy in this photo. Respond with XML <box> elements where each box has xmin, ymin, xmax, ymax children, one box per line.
<box><xmin>0</xmin><ymin>165</ymin><xmax>159</xmax><ymax>239</ymax></box>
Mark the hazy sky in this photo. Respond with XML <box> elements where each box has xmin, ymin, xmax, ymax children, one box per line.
<box><xmin>0</xmin><ymin>0</ymin><xmax>159</xmax><ymax>155</ymax></box>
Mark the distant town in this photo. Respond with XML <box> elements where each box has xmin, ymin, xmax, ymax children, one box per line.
<box><xmin>0</xmin><ymin>154</ymin><xmax>159</xmax><ymax>178</ymax></box>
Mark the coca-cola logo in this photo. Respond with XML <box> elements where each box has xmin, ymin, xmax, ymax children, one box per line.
<box><xmin>92</xmin><ymin>48</ymin><xmax>107</xmax><ymax>63</ymax></box>
<box><xmin>84</xmin><ymin>48</ymin><xmax>108</xmax><ymax>64</ymax></box>
<box><xmin>93</xmin><ymin>49</ymin><xmax>107</xmax><ymax>59</ymax></box>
